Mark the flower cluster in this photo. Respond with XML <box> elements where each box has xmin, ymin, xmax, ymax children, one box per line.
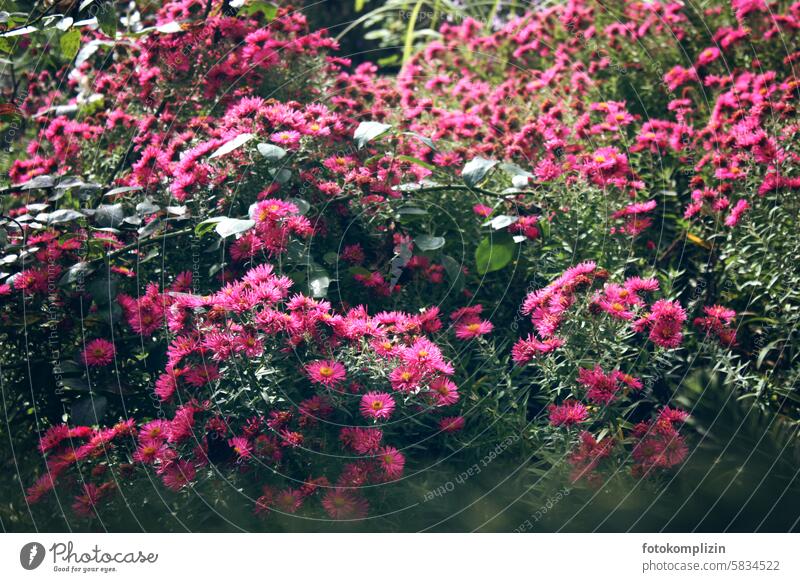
<box><xmin>6</xmin><ymin>0</ymin><xmax>799</xmax><ymax>527</ymax></box>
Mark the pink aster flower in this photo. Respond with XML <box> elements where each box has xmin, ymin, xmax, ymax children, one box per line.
<box><xmin>306</xmin><ymin>360</ymin><xmax>347</xmax><ymax>387</ymax></box>
<box><xmin>473</xmin><ymin>204</ymin><xmax>493</xmax><ymax>217</ymax></box>
<box><xmin>548</xmin><ymin>400</ymin><xmax>589</xmax><ymax>427</ymax></box>
<box><xmin>646</xmin><ymin>299</ymin><xmax>687</xmax><ymax>349</ymax></box>
<box><xmin>228</xmin><ymin>436</ymin><xmax>253</xmax><ymax>460</ymax></box>
<box><xmin>81</xmin><ymin>338</ymin><xmax>115</xmax><ymax>367</ymax></box>
<box><xmin>577</xmin><ymin>366</ymin><xmax>621</xmax><ymax>404</ymax></box>
<box><xmin>270</xmin><ymin>130</ymin><xmax>301</xmax><ymax>147</ymax></box>
<box><xmin>439</xmin><ymin>416</ymin><xmax>465</xmax><ymax>432</ymax></box>
<box><xmin>38</xmin><ymin>424</ymin><xmax>70</xmax><ymax>453</ymax></box>
<box><xmin>273</xmin><ymin>489</ymin><xmax>304</xmax><ymax>514</ymax></box>
<box><xmin>161</xmin><ymin>460</ymin><xmax>196</xmax><ymax>491</ymax></box>
<box><xmin>511</xmin><ymin>335</ymin><xmax>564</xmax><ymax>365</ymax></box>
<box><xmin>429</xmin><ymin>377</ymin><xmax>460</xmax><ymax>406</ymax></box>
<box><xmin>389</xmin><ymin>365</ymin><xmax>422</xmax><ymax>393</ymax></box>
<box><xmin>724</xmin><ymin>199</ymin><xmax>749</xmax><ymax>227</ymax></box>
<box><xmin>455</xmin><ymin>319</ymin><xmax>494</xmax><ymax>340</ymax></box>
<box><xmin>340</xmin><ymin>427</ymin><xmax>383</xmax><ymax>454</ymax></box>
<box><xmin>400</xmin><ymin>338</ymin><xmax>453</xmax><ymax>375</ymax></box>
<box><xmin>696</xmin><ymin>46</ymin><xmax>721</xmax><ymax>66</ymax></box>
<box><xmin>375</xmin><ymin>446</ymin><xmax>405</xmax><ymax>479</ymax></box>
<box><xmin>360</xmin><ymin>392</ymin><xmax>396</xmax><ymax>420</ymax></box>
<box><xmin>321</xmin><ymin>488</ymin><xmax>369</xmax><ymax>520</ymax></box>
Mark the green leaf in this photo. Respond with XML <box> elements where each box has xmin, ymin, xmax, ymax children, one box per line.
<box><xmin>288</xmin><ymin>198</ymin><xmax>310</xmax><ymax>215</ymax></box>
<box><xmin>60</xmin><ymin>377</ymin><xmax>89</xmax><ymax>392</ymax></box>
<box><xmin>402</xmin><ymin>131</ymin><xmax>436</xmax><ymax>150</ymax></box>
<box><xmin>196</xmin><ymin>217</ymin><xmax>255</xmax><ymax>238</ymax></box>
<box><xmin>86</xmin><ymin>277</ymin><xmax>117</xmax><ymax>306</ymax></box>
<box><xmin>308</xmin><ymin>266</ymin><xmax>331</xmax><ymax>298</ymax></box>
<box><xmin>462</xmin><ymin>157</ymin><xmax>498</xmax><ymax>188</ymax></box>
<box><xmin>354</xmin><ymin>121</ymin><xmax>392</xmax><ymax>149</ymax></box>
<box><xmin>72</xmin><ymin>395</ymin><xmax>108</xmax><ymax>425</ymax></box>
<box><xmin>209</xmin><ymin>133</ymin><xmax>254</xmax><ymax>159</ymax></box>
<box><xmin>483</xmin><ymin>214</ymin><xmax>517</xmax><ymax>230</ymax></box>
<box><xmin>59</xmin><ymin>262</ymin><xmax>95</xmax><ymax>285</ymax></box>
<box><xmin>239</xmin><ymin>1</ymin><xmax>278</xmax><ymax>20</ymax></box>
<box><xmin>93</xmin><ymin>203</ymin><xmax>125</xmax><ymax>227</ymax></box>
<box><xmin>396</xmin><ymin>155</ymin><xmax>436</xmax><ymax>172</ymax></box>
<box><xmin>256</xmin><ymin>142</ymin><xmax>287</xmax><ymax>163</ymax></box>
<box><xmin>60</xmin><ymin>28</ymin><xmax>81</xmax><ymax>61</ymax></box>
<box><xmin>215</xmin><ymin>218</ymin><xmax>255</xmax><ymax>238</ymax></box>
<box><xmin>396</xmin><ymin>206</ymin><xmax>427</xmax><ymax>220</ymax></box>
<box><xmin>415</xmin><ymin>234</ymin><xmax>445</xmax><ymax>251</ymax></box>
<box><xmin>475</xmin><ymin>231</ymin><xmax>515</xmax><ymax>275</ymax></box>
<box><xmin>96</xmin><ymin>2</ymin><xmax>118</xmax><ymax>38</ymax></box>
<box><xmin>500</xmin><ymin>162</ymin><xmax>534</xmax><ymax>188</ymax></box>
<box><xmin>402</xmin><ymin>0</ymin><xmax>424</xmax><ymax>64</ymax></box>
<box><xmin>441</xmin><ymin>255</ymin><xmax>465</xmax><ymax>294</ymax></box>
<box><xmin>35</xmin><ymin>209</ymin><xmax>85</xmax><ymax>224</ymax></box>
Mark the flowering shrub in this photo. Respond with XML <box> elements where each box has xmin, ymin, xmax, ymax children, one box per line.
<box><xmin>1</xmin><ymin>0</ymin><xmax>799</xmax><ymax>530</ymax></box>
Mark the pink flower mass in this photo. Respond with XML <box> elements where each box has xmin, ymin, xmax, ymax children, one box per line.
<box><xmin>8</xmin><ymin>0</ymin><xmax>795</xmax><ymax>532</ymax></box>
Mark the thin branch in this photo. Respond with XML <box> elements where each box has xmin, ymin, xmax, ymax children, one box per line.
<box><xmin>88</xmin><ymin>225</ymin><xmax>195</xmax><ymax>266</ymax></box>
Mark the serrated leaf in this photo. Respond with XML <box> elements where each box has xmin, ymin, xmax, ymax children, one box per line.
<box><xmin>462</xmin><ymin>157</ymin><xmax>498</xmax><ymax>187</ymax></box>
<box><xmin>354</xmin><ymin>121</ymin><xmax>392</xmax><ymax>149</ymax></box>
<box><xmin>475</xmin><ymin>231</ymin><xmax>515</xmax><ymax>275</ymax></box>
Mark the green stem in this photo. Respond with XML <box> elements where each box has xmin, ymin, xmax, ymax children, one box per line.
<box><xmin>403</xmin><ymin>0</ymin><xmax>426</xmax><ymax>64</ymax></box>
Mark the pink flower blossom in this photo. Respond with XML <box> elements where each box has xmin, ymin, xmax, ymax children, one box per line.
<box><xmin>360</xmin><ymin>392</ymin><xmax>396</xmax><ymax>420</ymax></box>
<box><xmin>306</xmin><ymin>360</ymin><xmax>347</xmax><ymax>387</ymax></box>
<box><xmin>81</xmin><ymin>339</ymin><xmax>115</xmax><ymax>367</ymax></box>
<box><xmin>548</xmin><ymin>400</ymin><xmax>589</xmax><ymax>426</ymax></box>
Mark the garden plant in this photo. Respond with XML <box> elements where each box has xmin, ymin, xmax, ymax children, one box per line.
<box><xmin>1</xmin><ymin>0</ymin><xmax>799</xmax><ymax>532</ymax></box>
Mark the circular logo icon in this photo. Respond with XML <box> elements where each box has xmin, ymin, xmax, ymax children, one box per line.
<box><xmin>20</xmin><ymin>542</ymin><xmax>46</xmax><ymax>570</ymax></box>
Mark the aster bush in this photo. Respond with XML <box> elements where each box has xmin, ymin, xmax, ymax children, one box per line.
<box><xmin>1</xmin><ymin>0</ymin><xmax>799</xmax><ymax>531</ymax></box>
